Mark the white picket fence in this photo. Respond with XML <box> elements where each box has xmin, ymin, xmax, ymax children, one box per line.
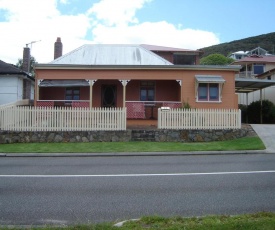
<box><xmin>0</xmin><ymin>102</ymin><xmax>241</xmax><ymax>131</ymax></box>
<box><xmin>158</xmin><ymin>108</ymin><xmax>241</xmax><ymax>129</ymax></box>
<box><xmin>0</xmin><ymin>106</ymin><xmax>126</xmax><ymax>131</ymax></box>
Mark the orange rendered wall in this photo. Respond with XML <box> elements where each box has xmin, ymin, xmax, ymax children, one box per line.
<box><xmin>36</xmin><ymin>68</ymin><xmax>238</xmax><ymax>109</ymax></box>
<box><xmin>178</xmin><ymin>70</ymin><xmax>237</xmax><ymax>109</ymax></box>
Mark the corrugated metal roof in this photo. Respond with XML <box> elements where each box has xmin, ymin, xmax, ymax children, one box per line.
<box><xmin>50</xmin><ymin>44</ymin><xmax>173</xmax><ymax>65</ymax></box>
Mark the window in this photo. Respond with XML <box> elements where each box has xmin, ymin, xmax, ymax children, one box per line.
<box><xmin>173</xmin><ymin>54</ymin><xmax>196</xmax><ymax>65</ymax></box>
<box><xmin>253</xmin><ymin>64</ymin><xmax>264</xmax><ymax>75</ymax></box>
<box><xmin>140</xmin><ymin>81</ymin><xmax>155</xmax><ymax>101</ymax></box>
<box><xmin>195</xmin><ymin>75</ymin><xmax>225</xmax><ymax>103</ymax></box>
<box><xmin>65</xmin><ymin>87</ymin><xmax>80</xmax><ymax>100</ymax></box>
<box><xmin>198</xmin><ymin>83</ymin><xmax>219</xmax><ymax>101</ymax></box>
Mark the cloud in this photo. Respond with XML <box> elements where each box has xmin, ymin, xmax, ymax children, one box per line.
<box><xmin>91</xmin><ymin>21</ymin><xmax>219</xmax><ymax>49</ymax></box>
<box><xmin>0</xmin><ymin>0</ymin><xmax>91</xmax><ymax>64</ymax></box>
<box><xmin>88</xmin><ymin>0</ymin><xmax>151</xmax><ymax>26</ymax></box>
<box><xmin>87</xmin><ymin>0</ymin><xmax>219</xmax><ymax>49</ymax></box>
<box><xmin>0</xmin><ymin>0</ymin><xmax>220</xmax><ymax>65</ymax></box>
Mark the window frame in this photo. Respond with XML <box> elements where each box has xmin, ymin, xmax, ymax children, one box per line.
<box><xmin>140</xmin><ymin>81</ymin><xmax>155</xmax><ymax>101</ymax></box>
<box><xmin>65</xmin><ymin>87</ymin><xmax>80</xmax><ymax>101</ymax></box>
<box><xmin>197</xmin><ymin>83</ymin><xmax>220</xmax><ymax>102</ymax></box>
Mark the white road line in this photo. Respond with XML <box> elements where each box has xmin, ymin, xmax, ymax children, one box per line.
<box><xmin>0</xmin><ymin>170</ymin><xmax>275</xmax><ymax>177</ymax></box>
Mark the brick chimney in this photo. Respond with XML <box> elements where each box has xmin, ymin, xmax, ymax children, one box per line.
<box><xmin>22</xmin><ymin>46</ymin><xmax>30</xmax><ymax>72</ymax></box>
<box><xmin>22</xmin><ymin>46</ymin><xmax>31</xmax><ymax>100</ymax></box>
<box><xmin>54</xmin><ymin>37</ymin><xmax>63</xmax><ymax>59</ymax></box>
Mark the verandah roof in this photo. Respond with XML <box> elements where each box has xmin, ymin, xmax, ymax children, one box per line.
<box><xmin>39</xmin><ymin>80</ymin><xmax>89</xmax><ymax>87</ymax></box>
<box><xmin>235</xmin><ymin>78</ymin><xmax>275</xmax><ymax>93</ymax></box>
<box><xmin>195</xmin><ymin>75</ymin><xmax>225</xmax><ymax>83</ymax></box>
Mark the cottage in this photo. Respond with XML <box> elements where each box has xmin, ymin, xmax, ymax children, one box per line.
<box><xmin>35</xmin><ymin>40</ymin><xmax>241</xmax><ymax>122</ymax></box>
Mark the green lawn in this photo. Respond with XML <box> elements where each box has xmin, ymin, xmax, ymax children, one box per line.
<box><xmin>0</xmin><ymin>136</ymin><xmax>265</xmax><ymax>153</ymax></box>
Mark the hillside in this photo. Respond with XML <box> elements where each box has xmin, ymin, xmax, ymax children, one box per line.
<box><xmin>201</xmin><ymin>32</ymin><xmax>275</xmax><ymax>57</ymax></box>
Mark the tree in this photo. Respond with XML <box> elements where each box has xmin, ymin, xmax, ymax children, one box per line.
<box><xmin>200</xmin><ymin>53</ymin><xmax>234</xmax><ymax>65</ymax></box>
<box><xmin>16</xmin><ymin>56</ymin><xmax>36</xmax><ymax>77</ymax></box>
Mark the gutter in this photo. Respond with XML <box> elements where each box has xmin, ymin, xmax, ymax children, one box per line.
<box><xmin>35</xmin><ymin>64</ymin><xmax>242</xmax><ymax>72</ymax></box>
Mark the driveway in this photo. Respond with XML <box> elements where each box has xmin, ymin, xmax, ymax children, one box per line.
<box><xmin>251</xmin><ymin>124</ymin><xmax>275</xmax><ymax>153</ymax></box>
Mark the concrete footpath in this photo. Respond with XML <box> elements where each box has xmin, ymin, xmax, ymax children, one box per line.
<box><xmin>251</xmin><ymin>124</ymin><xmax>275</xmax><ymax>153</ymax></box>
<box><xmin>0</xmin><ymin>124</ymin><xmax>274</xmax><ymax>157</ymax></box>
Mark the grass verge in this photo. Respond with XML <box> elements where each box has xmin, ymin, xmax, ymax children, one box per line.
<box><xmin>0</xmin><ymin>136</ymin><xmax>265</xmax><ymax>153</ymax></box>
<box><xmin>1</xmin><ymin>212</ymin><xmax>274</xmax><ymax>229</ymax></box>
<box><xmin>119</xmin><ymin>212</ymin><xmax>275</xmax><ymax>230</ymax></box>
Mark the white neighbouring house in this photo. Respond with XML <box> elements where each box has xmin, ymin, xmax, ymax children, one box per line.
<box><xmin>233</xmin><ymin>55</ymin><xmax>275</xmax><ymax>105</ymax></box>
<box><xmin>0</xmin><ymin>60</ymin><xmax>34</xmax><ymax>105</ymax></box>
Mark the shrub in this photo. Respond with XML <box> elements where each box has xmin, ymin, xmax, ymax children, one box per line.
<box><xmin>247</xmin><ymin>100</ymin><xmax>275</xmax><ymax>124</ymax></box>
<box><xmin>239</xmin><ymin>104</ymin><xmax>248</xmax><ymax>123</ymax></box>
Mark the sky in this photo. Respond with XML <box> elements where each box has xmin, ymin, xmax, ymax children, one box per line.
<box><xmin>1</xmin><ymin>0</ymin><xmax>275</xmax><ymax>64</ymax></box>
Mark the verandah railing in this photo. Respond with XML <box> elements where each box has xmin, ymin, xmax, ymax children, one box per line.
<box><xmin>0</xmin><ymin>106</ymin><xmax>126</xmax><ymax>131</ymax></box>
<box><xmin>158</xmin><ymin>108</ymin><xmax>241</xmax><ymax>130</ymax></box>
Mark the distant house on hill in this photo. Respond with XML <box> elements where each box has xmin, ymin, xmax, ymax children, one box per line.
<box><xmin>229</xmin><ymin>47</ymin><xmax>272</xmax><ymax>60</ymax></box>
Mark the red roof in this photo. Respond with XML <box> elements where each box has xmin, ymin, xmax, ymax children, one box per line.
<box><xmin>234</xmin><ymin>55</ymin><xmax>275</xmax><ymax>64</ymax></box>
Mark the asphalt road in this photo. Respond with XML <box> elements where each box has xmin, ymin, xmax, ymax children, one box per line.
<box><xmin>0</xmin><ymin>154</ymin><xmax>275</xmax><ymax>226</ymax></box>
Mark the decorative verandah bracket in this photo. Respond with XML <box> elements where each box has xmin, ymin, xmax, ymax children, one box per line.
<box><xmin>38</xmin><ymin>79</ymin><xmax>44</xmax><ymax>86</ymax></box>
<box><xmin>86</xmin><ymin>79</ymin><xmax>97</xmax><ymax>86</ymax></box>
<box><xmin>119</xmin><ymin>80</ymin><xmax>130</xmax><ymax>86</ymax></box>
<box><xmin>176</xmin><ymin>80</ymin><xmax>182</xmax><ymax>101</ymax></box>
<box><xmin>119</xmin><ymin>80</ymin><xmax>130</xmax><ymax>108</ymax></box>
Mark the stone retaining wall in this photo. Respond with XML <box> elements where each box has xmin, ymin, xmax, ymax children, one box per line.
<box><xmin>0</xmin><ymin>125</ymin><xmax>256</xmax><ymax>144</ymax></box>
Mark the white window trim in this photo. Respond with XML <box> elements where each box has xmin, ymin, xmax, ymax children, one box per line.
<box><xmin>195</xmin><ymin>75</ymin><xmax>225</xmax><ymax>103</ymax></box>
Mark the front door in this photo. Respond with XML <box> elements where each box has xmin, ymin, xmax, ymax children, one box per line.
<box><xmin>102</xmin><ymin>85</ymin><xmax>117</xmax><ymax>107</ymax></box>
